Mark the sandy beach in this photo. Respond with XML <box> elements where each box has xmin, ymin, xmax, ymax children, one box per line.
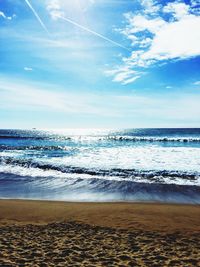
<box><xmin>0</xmin><ymin>200</ymin><xmax>200</xmax><ymax>266</ymax></box>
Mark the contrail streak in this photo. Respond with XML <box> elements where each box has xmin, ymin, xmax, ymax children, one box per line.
<box><xmin>24</xmin><ymin>0</ymin><xmax>49</xmax><ymax>35</ymax></box>
<box><xmin>57</xmin><ymin>15</ymin><xmax>130</xmax><ymax>51</ymax></box>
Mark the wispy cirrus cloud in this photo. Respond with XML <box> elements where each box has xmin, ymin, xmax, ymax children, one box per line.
<box><xmin>46</xmin><ymin>0</ymin><xmax>95</xmax><ymax>19</ymax></box>
<box><xmin>1</xmin><ymin>76</ymin><xmax>200</xmax><ymax>127</ymax></box>
<box><xmin>57</xmin><ymin>15</ymin><xmax>130</xmax><ymax>51</ymax></box>
<box><xmin>46</xmin><ymin>0</ymin><xmax>64</xmax><ymax>20</ymax></box>
<box><xmin>0</xmin><ymin>78</ymin><xmax>120</xmax><ymax>117</ymax></box>
<box><xmin>24</xmin><ymin>0</ymin><xmax>50</xmax><ymax>34</ymax></box>
<box><xmin>108</xmin><ymin>0</ymin><xmax>200</xmax><ymax>85</ymax></box>
<box><xmin>105</xmin><ymin>67</ymin><xmax>141</xmax><ymax>85</ymax></box>
<box><xmin>46</xmin><ymin>0</ymin><xmax>129</xmax><ymax>51</ymax></box>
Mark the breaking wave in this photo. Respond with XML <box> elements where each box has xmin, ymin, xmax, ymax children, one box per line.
<box><xmin>0</xmin><ymin>156</ymin><xmax>199</xmax><ymax>186</ymax></box>
<box><xmin>1</xmin><ymin>128</ymin><xmax>200</xmax><ymax>203</ymax></box>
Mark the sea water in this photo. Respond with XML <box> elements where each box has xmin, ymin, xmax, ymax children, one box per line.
<box><xmin>0</xmin><ymin>128</ymin><xmax>200</xmax><ymax>203</ymax></box>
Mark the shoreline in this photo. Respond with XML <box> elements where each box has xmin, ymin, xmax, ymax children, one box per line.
<box><xmin>0</xmin><ymin>197</ymin><xmax>200</xmax><ymax>205</ymax></box>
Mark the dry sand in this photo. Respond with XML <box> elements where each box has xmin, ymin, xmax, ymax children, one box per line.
<box><xmin>0</xmin><ymin>200</ymin><xmax>200</xmax><ymax>266</ymax></box>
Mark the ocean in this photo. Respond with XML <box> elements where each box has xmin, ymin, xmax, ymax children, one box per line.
<box><xmin>0</xmin><ymin>128</ymin><xmax>200</xmax><ymax>203</ymax></box>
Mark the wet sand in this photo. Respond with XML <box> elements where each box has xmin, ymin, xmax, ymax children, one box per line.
<box><xmin>0</xmin><ymin>200</ymin><xmax>200</xmax><ymax>266</ymax></box>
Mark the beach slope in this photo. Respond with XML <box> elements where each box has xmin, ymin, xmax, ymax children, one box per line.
<box><xmin>0</xmin><ymin>200</ymin><xmax>200</xmax><ymax>266</ymax></box>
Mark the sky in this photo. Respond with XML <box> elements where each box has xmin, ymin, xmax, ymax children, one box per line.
<box><xmin>0</xmin><ymin>0</ymin><xmax>200</xmax><ymax>129</ymax></box>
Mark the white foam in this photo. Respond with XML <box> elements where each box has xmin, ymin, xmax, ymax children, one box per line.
<box><xmin>45</xmin><ymin>146</ymin><xmax>200</xmax><ymax>172</ymax></box>
<box><xmin>1</xmin><ymin>142</ymin><xmax>200</xmax><ymax>186</ymax></box>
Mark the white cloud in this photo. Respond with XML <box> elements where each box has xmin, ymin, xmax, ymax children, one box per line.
<box><xmin>124</xmin><ymin>14</ymin><xmax>166</xmax><ymax>35</ymax></box>
<box><xmin>141</xmin><ymin>0</ymin><xmax>161</xmax><ymax>15</ymax></box>
<box><xmin>190</xmin><ymin>0</ymin><xmax>200</xmax><ymax>13</ymax></box>
<box><xmin>105</xmin><ymin>66</ymin><xmax>141</xmax><ymax>85</ymax></box>
<box><xmin>163</xmin><ymin>2</ymin><xmax>189</xmax><ymax>20</ymax></box>
<box><xmin>194</xmin><ymin>81</ymin><xmax>200</xmax><ymax>85</ymax></box>
<box><xmin>0</xmin><ymin>11</ymin><xmax>14</xmax><ymax>20</ymax></box>
<box><xmin>0</xmin><ymin>11</ymin><xmax>7</xmax><ymax>19</ymax></box>
<box><xmin>141</xmin><ymin>15</ymin><xmax>200</xmax><ymax>61</ymax></box>
<box><xmin>46</xmin><ymin>0</ymin><xmax>95</xmax><ymax>20</ymax></box>
<box><xmin>191</xmin><ymin>0</ymin><xmax>200</xmax><ymax>5</ymax></box>
<box><xmin>108</xmin><ymin>1</ymin><xmax>200</xmax><ymax>84</ymax></box>
<box><xmin>46</xmin><ymin>0</ymin><xmax>64</xmax><ymax>20</ymax></box>
<box><xmin>24</xmin><ymin>67</ymin><xmax>33</xmax><ymax>71</ymax></box>
<box><xmin>122</xmin><ymin>75</ymin><xmax>141</xmax><ymax>85</ymax></box>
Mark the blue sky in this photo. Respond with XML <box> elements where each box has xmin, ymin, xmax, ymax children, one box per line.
<box><xmin>0</xmin><ymin>0</ymin><xmax>200</xmax><ymax>129</ymax></box>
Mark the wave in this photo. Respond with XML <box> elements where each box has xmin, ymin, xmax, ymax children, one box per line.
<box><xmin>106</xmin><ymin>136</ymin><xmax>200</xmax><ymax>143</ymax></box>
<box><xmin>0</xmin><ymin>135</ymin><xmax>46</xmax><ymax>140</ymax></box>
<box><xmin>0</xmin><ymin>135</ymin><xmax>200</xmax><ymax>144</ymax></box>
<box><xmin>0</xmin><ymin>156</ymin><xmax>199</xmax><ymax>186</ymax></box>
<box><xmin>0</xmin><ymin>145</ymin><xmax>73</xmax><ymax>151</ymax></box>
<box><xmin>0</xmin><ymin>136</ymin><xmax>73</xmax><ymax>142</ymax></box>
